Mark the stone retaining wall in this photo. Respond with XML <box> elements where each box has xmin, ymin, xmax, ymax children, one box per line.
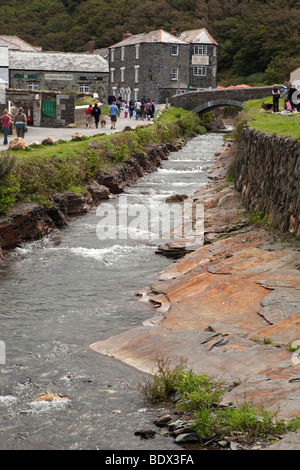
<box><xmin>235</xmin><ymin>126</ymin><xmax>300</xmax><ymax>236</ymax></box>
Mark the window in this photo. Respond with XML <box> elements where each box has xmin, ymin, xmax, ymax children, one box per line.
<box><xmin>110</xmin><ymin>68</ymin><xmax>115</xmax><ymax>83</ymax></box>
<box><xmin>27</xmin><ymin>83</ymin><xmax>39</xmax><ymax>91</ymax></box>
<box><xmin>193</xmin><ymin>66</ymin><xmax>207</xmax><ymax>76</ymax></box>
<box><xmin>120</xmin><ymin>67</ymin><xmax>125</xmax><ymax>82</ymax></box>
<box><xmin>193</xmin><ymin>45</ymin><xmax>207</xmax><ymax>55</ymax></box>
<box><xmin>78</xmin><ymin>84</ymin><xmax>90</xmax><ymax>93</ymax></box>
<box><xmin>171</xmin><ymin>45</ymin><xmax>178</xmax><ymax>56</ymax></box>
<box><xmin>135</xmin><ymin>44</ymin><xmax>139</xmax><ymax>60</ymax></box>
<box><xmin>171</xmin><ymin>68</ymin><xmax>178</xmax><ymax>80</ymax></box>
<box><xmin>111</xmin><ymin>49</ymin><xmax>115</xmax><ymax>62</ymax></box>
<box><xmin>121</xmin><ymin>47</ymin><xmax>125</xmax><ymax>61</ymax></box>
<box><xmin>134</xmin><ymin>65</ymin><xmax>139</xmax><ymax>83</ymax></box>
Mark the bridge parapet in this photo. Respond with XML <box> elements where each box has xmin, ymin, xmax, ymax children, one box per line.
<box><xmin>170</xmin><ymin>86</ymin><xmax>273</xmax><ymax>113</ymax></box>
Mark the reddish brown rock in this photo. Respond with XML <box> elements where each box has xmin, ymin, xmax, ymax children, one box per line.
<box><xmin>41</xmin><ymin>137</ymin><xmax>55</xmax><ymax>145</ymax></box>
<box><xmin>53</xmin><ymin>191</ymin><xmax>92</xmax><ymax>217</ymax></box>
<box><xmin>86</xmin><ymin>181</ymin><xmax>110</xmax><ymax>204</ymax></box>
<box><xmin>90</xmin><ymin>142</ymin><xmax>300</xmax><ymax>429</ymax></box>
<box><xmin>0</xmin><ymin>203</ymin><xmax>57</xmax><ymax>250</ymax></box>
<box><xmin>9</xmin><ymin>137</ymin><xmax>27</xmax><ymax>149</ymax></box>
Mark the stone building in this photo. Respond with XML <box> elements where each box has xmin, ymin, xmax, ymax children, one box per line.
<box><xmin>108</xmin><ymin>28</ymin><xmax>218</xmax><ymax>103</ymax></box>
<box><xmin>8</xmin><ymin>51</ymin><xmax>108</xmax><ymax>98</ymax></box>
<box><xmin>290</xmin><ymin>66</ymin><xmax>300</xmax><ymax>87</ymax></box>
<box><xmin>0</xmin><ymin>35</ymin><xmax>109</xmax><ymax>99</ymax></box>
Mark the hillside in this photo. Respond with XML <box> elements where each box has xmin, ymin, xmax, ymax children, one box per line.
<box><xmin>1</xmin><ymin>0</ymin><xmax>299</xmax><ymax>84</ymax></box>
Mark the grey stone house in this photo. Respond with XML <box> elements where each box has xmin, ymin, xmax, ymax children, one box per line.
<box><xmin>0</xmin><ymin>35</ymin><xmax>109</xmax><ymax>99</ymax></box>
<box><xmin>108</xmin><ymin>28</ymin><xmax>218</xmax><ymax>103</ymax></box>
<box><xmin>8</xmin><ymin>51</ymin><xmax>109</xmax><ymax>99</ymax></box>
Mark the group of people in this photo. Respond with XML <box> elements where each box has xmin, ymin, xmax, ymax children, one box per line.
<box><xmin>84</xmin><ymin>102</ymin><xmax>102</xmax><ymax>128</ymax></box>
<box><xmin>126</xmin><ymin>97</ymin><xmax>156</xmax><ymax>121</ymax></box>
<box><xmin>85</xmin><ymin>96</ymin><xmax>156</xmax><ymax>131</ymax></box>
<box><xmin>1</xmin><ymin>107</ymin><xmax>27</xmax><ymax>145</ymax></box>
<box><xmin>85</xmin><ymin>101</ymin><xmax>119</xmax><ymax>130</ymax></box>
<box><xmin>272</xmin><ymin>82</ymin><xmax>300</xmax><ymax>113</ymax></box>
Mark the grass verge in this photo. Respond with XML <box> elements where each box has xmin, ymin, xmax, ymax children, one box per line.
<box><xmin>237</xmin><ymin>97</ymin><xmax>300</xmax><ymax>141</ymax></box>
<box><xmin>0</xmin><ymin>107</ymin><xmax>206</xmax><ymax>215</ymax></box>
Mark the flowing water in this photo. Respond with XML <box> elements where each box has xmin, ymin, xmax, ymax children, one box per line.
<box><xmin>0</xmin><ymin>133</ymin><xmax>224</xmax><ymax>450</ymax></box>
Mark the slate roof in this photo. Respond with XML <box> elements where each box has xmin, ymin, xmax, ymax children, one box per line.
<box><xmin>0</xmin><ymin>46</ymin><xmax>9</xmax><ymax>66</ymax></box>
<box><xmin>110</xmin><ymin>30</ymin><xmax>187</xmax><ymax>48</ymax></box>
<box><xmin>0</xmin><ymin>35</ymin><xmax>41</xmax><ymax>51</ymax></box>
<box><xmin>179</xmin><ymin>28</ymin><xmax>219</xmax><ymax>46</ymax></box>
<box><xmin>9</xmin><ymin>50</ymin><xmax>109</xmax><ymax>73</ymax></box>
<box><xmin>110</xmin><ymin>28</ymin><xmax>218</xmax><ymax>48</ymax></box>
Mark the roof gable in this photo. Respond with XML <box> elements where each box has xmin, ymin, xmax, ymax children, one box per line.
<box><xmin>110</xmin><ymin>30</ymin><xmax>186</xmax><ymax>48</ymax></box>
<box><xmin>0</xmin><ymin>35</ymin><xmax>41</xmax><ymax>51</ymax></box>
<box><xmin>179</xmin><ymin>28</ymin><xmax>218</xmax><ymax>46</ymax></box>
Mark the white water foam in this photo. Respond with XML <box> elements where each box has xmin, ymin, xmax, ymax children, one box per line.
<box><xmin>47</xmin><ymin>244</ymin><xmax>156</xmax><ymax>265</ymax></box>
<box><xmin>157</xmin><ymin>167</ymin><xmax>204</xmax><ymax>174</ymax></box>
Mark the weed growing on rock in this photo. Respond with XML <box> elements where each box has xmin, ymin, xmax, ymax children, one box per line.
<box><xmin>138</xmin><ymin>357</ymin><xmax>300</xmax><ymax>446</ymax></box>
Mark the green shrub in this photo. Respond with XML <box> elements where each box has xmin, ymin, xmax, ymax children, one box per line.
<box><xmin>0</xmin><ymin>183</ymin><xmax>20</xmax><ymax>215</ymax></box>
<box><xmin>138</xmin><ymin>357</ymin><xmax>187</xmax><ymax>402</ymax></box>
<box><xmin>138</xmin><ymin>357</ymin><xmax>300</xmax><ymax>445</ymax></box>
<box><xmin>176</xmin><ymin>370</ymin><xmax>226</xmax><ymax>412</ymax></box>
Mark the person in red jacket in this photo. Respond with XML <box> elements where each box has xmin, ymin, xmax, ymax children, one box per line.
<box><xmin>1</xmin><ymin>109</ymin><xmax>11</xmax><ymax>145</ymax></box>
<box><xmin>85</xmin><ymin>104</ymin><xmax>93</xmax><ymax>128</ymax></box>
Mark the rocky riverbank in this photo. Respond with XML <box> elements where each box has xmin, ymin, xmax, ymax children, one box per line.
<box><xmin>0</xmin><ymin>141</ymin><xmax>183</xmax><ymax>259</ymax></box>
<box><xmin>90</xmin><ymin>138</ymin><xmax>300</xmax><ymax>450</ymax></box>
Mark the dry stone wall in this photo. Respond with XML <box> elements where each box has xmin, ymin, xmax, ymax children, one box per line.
<box><xmin>235</xmin><ymin>126</ymin><xmax>300</xmax><ymax>237</ymax></box>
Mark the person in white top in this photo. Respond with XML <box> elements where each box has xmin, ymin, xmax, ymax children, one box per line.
<box><xmin>135</xmin><ymin>100</ymin><xmax>141</xmax><ymax>120</ymax></box>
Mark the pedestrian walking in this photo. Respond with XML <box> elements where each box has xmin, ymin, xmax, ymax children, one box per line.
<box><xmin>140</xmin><ymin>101</ymin><xmax>146</xmax><ymax>120</ymax></box>
<box><xmin>129</xmin><ymin>99</ymin><xmax>135</xmax><ymax>118</ymax></box>
<box><xmin>151</xmin><ymin>100</ymin><xmax>155</xmax><ymax>119</ymax></box>
<box><xmin>14</xmin><ymin>107</ymin><xmax>27</xmax><ymax>138</ymax></box>
<box><xmin>116</xmin><ymin>98</ymin><xmax>122</xmax><ymax>112</ymax></box>
<box><xmin>146</xmin><ymin>99</ymin><xmax>152</xmax><ymax>121</ymax></box>
<box><xmin>85</xmin><ymin>104</ymin><xmax>93</xmax><ymax>128</ymax></box>
<box><xmin>109</xmin><ymin>101</ymin><xmax>119</xmax><ymax>130</ymax></box>
<box><xmin>1</xmin><ymin>109</ymin><xmax>11</xmax><ymax>145</ymax></box>
<box><xmin>272</xmin><ymin>84</ymin><xmax>280</xmax><ymax>113</ymax></box>
<box><xmin>123</xmin><ymin>101</ymin><xmax>129</xmax><ymax>118</ymax></box>
<box><xmin>91</xmin><ymin>103</ymin><xmax>101</xmax><ymax>128</ymax></box>
<box><xmin>135</xmin><ymin>99</ymin><xmax>141</xmax><ymax>120</ymax></box>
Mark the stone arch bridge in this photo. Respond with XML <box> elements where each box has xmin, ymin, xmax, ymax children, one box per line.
<box><xmin>170</xmin><ymin>86</ymin><xmax>273</xmax><ymax>114</ymax></box>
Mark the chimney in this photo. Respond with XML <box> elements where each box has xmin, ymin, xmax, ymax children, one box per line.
<box><xmin>88</xmin><ymin>41</ymin><xmax>94</xmax><ymax>54</ymax></box>
<box><xmin>170</xmin><ymin>28</ymin><xmax>178</xmax><ymax>37</ymax></box>
<box><xmin>123</xmin><ymin>30</ymin><xmax>132</xmax><ymax>40</ymax></box>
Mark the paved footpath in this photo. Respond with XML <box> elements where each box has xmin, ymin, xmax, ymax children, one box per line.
<box><xmin>0</xmin><ymin>107</ymin><xmax>162</xmax><ymax>151</ymax></box>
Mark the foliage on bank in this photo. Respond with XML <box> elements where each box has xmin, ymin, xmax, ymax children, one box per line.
<box><xmin>0</xmin><ymin>108</ymin><xmax>205</xmax><ymax>215</ymax></box>
<box><xmin>138</xmin><ymin>357</ymin><xmax>300</xmax><ymax>446</ymax></box>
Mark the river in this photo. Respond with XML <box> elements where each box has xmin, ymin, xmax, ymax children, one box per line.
<box><xmin>0</xmin><ymin>132</ymin><xmax>224</xmax><ymax>450</ymax></box>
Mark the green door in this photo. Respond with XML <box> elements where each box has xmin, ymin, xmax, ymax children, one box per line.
<box><xmin>42</xmin><ymin>100</ymin><xmax>56</xmax><ymax>118</ymax></box>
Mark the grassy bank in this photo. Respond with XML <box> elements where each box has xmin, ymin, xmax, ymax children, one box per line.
<box><xmin>0</xmin><ymin>107</ymin><xmax>205</xmax><ymax>216</ymax></box>
<box><xmin>238</xmin><ymin>97</ymin><xmax>300</xmax><ymax>141</ymax></box>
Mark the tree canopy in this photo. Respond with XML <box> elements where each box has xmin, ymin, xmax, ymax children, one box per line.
<box><xmin>0</xmin><ymin>0</ymin><xmax>299</xmax><ymax>83</ymax></box>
